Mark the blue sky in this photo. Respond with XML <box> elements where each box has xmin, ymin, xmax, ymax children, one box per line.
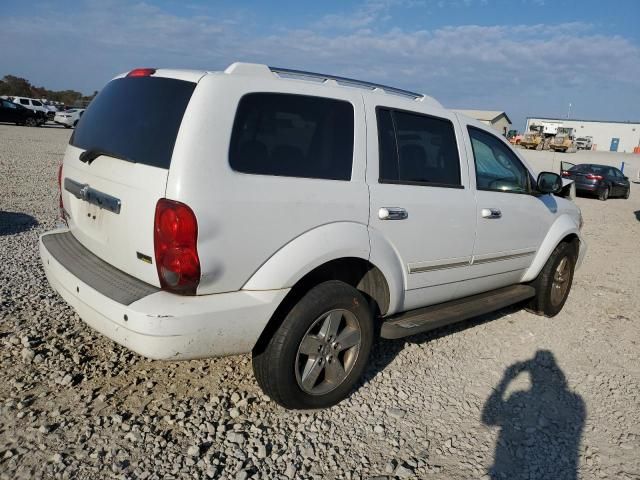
<box><xmin>2</xmin><ymin>0</ymin><xmax>639</xmax><ymax>129</ymax></box>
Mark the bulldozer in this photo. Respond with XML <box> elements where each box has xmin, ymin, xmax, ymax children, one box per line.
<box><xmin>549</xmin><ymin>127</ymin><xmax>577</xmax><ymax>153</ymax></box>
<box><xmin>520</xmin><ymin>125</ymin><xmax>550</xmax><ymax>150</ymax></box>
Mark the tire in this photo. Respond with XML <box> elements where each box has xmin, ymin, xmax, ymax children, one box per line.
<box><xmin>73</xmin><ymin>120</ymin><xmax>78</xmax><ymax>128</ymax></box>
<box><xmin>527</xmin><ymin>241</ymin><xmax>577</xmax><ymax>317</ymax></box>
<box><xmin>25</xmin><ymin>117</ymin><xmax>37</xmax><ymax>127</ymax></box>
<box><xmin>623</xmin><ymin>187</ymin><xmax>630</xmax><ymax>199</ymax></box>
<box><xmin>598</xmin><ymin>186</ymin><xmax>609</xmax><ymax>201</ymax></box>
<box><xmin>253</xmin><ymin>280</ymin><xmax>374</xmax><ymax>409</ymax></box>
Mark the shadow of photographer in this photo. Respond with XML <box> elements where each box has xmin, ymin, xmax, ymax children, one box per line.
<box><xmin>482</xmin><ymin>350</ymin><xmax>585</xmax><ymax>479</ymax></box>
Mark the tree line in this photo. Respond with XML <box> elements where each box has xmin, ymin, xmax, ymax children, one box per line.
<box><xmin>0</xmin><ymin>75</ymin><xmax>97</xmax><ymax>106</ymax></box>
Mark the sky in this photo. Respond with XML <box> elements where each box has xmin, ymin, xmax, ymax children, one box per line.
<box><xmin>2</xmin><ymin>0</ymin><xmax>639</xmax><ymax>130</ymax></box>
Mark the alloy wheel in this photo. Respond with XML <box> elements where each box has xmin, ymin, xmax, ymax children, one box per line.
<box><xmin>550</xmin><ymin>257</ymin><xmax>571</xmax><ymax>306</ymax></box>
<box><xmin>295</xmin><ymin>309</ymin><xmax>362</xmax><ymax>395</ymax></box>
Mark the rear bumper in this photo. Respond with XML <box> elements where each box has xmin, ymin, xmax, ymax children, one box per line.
<box><xmin>575</xmin><ymin>183</ymin><xmax>599</xmax><ymax>192</ymax></box>
<box><xmin>40</xmin><ymin>229</ymin><xmax>289</xmax><ymax>360</ymax></box>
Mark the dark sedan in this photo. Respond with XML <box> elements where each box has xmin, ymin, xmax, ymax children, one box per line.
<box><xmin>562</xmin><ymin>163</ymin><xmax>630</xmax><ymax>201</ymax></box>
<box><xmin>0</xmin><ymin>99</ymin><xmax>46</xmax><ymax>127</ymax></box>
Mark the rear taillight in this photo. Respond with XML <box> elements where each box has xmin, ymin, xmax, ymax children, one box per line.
<box><xmin>127</xmin><ymin>68</ymin><xmax>156</xmax><ymax>77</ymax></box>
<box><xmin>154</xmin><ymin>199</ymin><xmax>200</xmax><ymax>295</ymax></box>
<box><xmin>561</xmin><ymin>171</ymin><xmax>569</xmax><ymax>177</ymax></box>
<box><xmin>585</xmin><ymin>174</ymin><xmax>603</xmax><ymax>180</ymax></box>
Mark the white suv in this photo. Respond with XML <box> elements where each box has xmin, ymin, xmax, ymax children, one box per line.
<box><xmin>12</xmin><ymin>96</ymin><xmax>50</xmax><ymax>122</ymax></box>
<box><xmin>40</xmin><ymin>63</ymin><xmax>586</xmax><ymax>409</ymax></box>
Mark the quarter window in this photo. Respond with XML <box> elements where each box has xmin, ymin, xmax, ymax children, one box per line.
<box><xmin>468</xmin><ymin>127</ymin><xmax>530</xmax><ymax>194</ymax></box>
<box><xmin>229</xmin><ymin>93</ymin><xmax>354</xmax><ymax>180</ymax></box>
<box><xmin>377</xmin><ymin>108</ymin><xmax>461</xmax><ymax>187</ymax></box>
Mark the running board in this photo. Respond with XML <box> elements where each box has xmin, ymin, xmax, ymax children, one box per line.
<box><xmin>380</xmin><ymin>285</ymin><xmax>536</xmax><ymax>340</ymax></box>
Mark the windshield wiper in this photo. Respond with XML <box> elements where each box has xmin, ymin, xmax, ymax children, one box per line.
<box><xmin>79</xmin><ymin>148</ymin><xmax>128</xmax><ymax>165</ymax></box>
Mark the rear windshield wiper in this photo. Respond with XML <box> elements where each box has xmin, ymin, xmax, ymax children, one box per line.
<box><xmin>79</xmin><ymin>148</ymin><xmax>129</xmax><ymax>165</ymax></box>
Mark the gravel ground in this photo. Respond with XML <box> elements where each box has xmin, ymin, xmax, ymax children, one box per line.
<box><xmin>1</xmin><ymin>124</ymin><xmax>640</xmax><ymax>480</ymax></box>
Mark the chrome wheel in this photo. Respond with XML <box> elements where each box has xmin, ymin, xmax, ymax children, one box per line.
<box><xmin>295</xmin><ymin>309</ymin><xmax>361</xmax><ymax>395</ymax></box>
<box><xmin>550</xmin><ymin>257</ymin><xmax>571</xmax><ymax>306</ymax></box>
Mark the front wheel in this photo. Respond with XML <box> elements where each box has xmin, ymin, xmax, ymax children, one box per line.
<box><xmin>25</xmin><ymin>117</ymin><xmax>37</xmax><ymax>127</ymax></box>
<box><xmin>527</xmin><ymin>241</ymin><xmax>577</xmax><ymax>317</ymax></box>
<box><xmin>253</xmin><ymin>281</ymin><xmax>374</xmax><ymax>409</ymax></box>
<box><xmin>623</xmin><ymin>187</ymin><xmax>630</xmax><ymax>199</ymax></box>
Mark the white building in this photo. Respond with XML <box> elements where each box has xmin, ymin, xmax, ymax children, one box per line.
<box><xmin>526</xmin><ymin>117</ymin><xmax>640</xmax><ymax>153</ymax></box>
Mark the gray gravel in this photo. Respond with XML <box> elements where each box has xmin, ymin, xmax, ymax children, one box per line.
<box><xmin>1</xmin><ymin>124</ymin><xmax>640</xmax><ymax>479</ymax></box>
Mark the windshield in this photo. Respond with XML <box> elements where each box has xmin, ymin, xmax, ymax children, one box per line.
<box><xmin>70</xmin><ymin>76</ymin><xmax>196</xmax><ymax>169</ymax></box>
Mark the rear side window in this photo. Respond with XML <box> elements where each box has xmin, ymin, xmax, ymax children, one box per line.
<box><xmin>229</xmin><ymin>93</ymin><xmax>354</xmax><ymax>180</ymax></box>
<box><xmin>19</xmin><ymin>99</ymin><xmax>29</xmax><ymax>105</ymax></box>
<box><xmin>377</xmin><ymin>108</ymin><xmax>461</xmax><ymax>187</ymax></box>
<box><xmin>71</xmin><ymin>77</ymin><xmax>196</xmax><ymax>169</ymax></box>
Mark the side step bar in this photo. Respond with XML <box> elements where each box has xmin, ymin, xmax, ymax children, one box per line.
<box><xmin>380</xmin><ymin>285</ymin><xmax>536</xmax><ymax>340</ymax></box>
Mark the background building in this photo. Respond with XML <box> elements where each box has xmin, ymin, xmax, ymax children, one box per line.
<box><xmin>526</xmin><ymin>117</ymin><xmax>640</xmax><ymax>153</ymax></box>
<box><xmin>454</xmin><ymin>110</ymin><xmax>512</xmax><ymax>135</ymax></box>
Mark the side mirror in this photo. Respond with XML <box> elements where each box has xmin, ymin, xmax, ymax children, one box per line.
<box><xmin>537</xmin><ymin>171</ymin><xmax>563</xmax><ymax>194</ymax></box>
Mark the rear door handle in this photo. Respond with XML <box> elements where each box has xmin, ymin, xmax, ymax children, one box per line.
<box><xmin>379</xmin><ymin>207</ymin><xmax>408</xmax><ymax>220</ymax></box>
<box><xmin>481</xmin><ymin>208</ymin><xmax>502</xmax><ymax>219</ymax></box>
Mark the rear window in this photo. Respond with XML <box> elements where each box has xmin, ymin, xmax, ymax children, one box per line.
<box><xmin>70</xmin><ymin>76</ymin><xmax>196</xmax><ymax>169</ymax></box>
<box><xmin>229</xmin><ymin>93</ymin><xmax>354</xmax><ymax>180</ymax></box>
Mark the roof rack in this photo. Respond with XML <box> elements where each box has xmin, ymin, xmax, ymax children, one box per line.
<box><xmin>269</xmin><ymin>66</ymin><xmax>424</xmax><ymax>100</ymax></box>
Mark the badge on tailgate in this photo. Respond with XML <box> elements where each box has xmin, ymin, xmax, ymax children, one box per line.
<box><xmin>64</xmin><ymin>178</ymin><xmax>122</xmax><ymax>214</ymax></box>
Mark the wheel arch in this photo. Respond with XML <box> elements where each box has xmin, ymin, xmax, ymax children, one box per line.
<box><xmin>521</xmin><ymin>215</ymin><xmax>583</xmax><ymax>283</ymax></box>
<box><xmin>252</xmin><ymin>256</ymin><xmax>391</xmax><ymax>355</ymax></box>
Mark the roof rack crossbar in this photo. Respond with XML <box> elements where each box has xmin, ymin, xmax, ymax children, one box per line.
<box><xmin>269</xmin><ymin>66</ymin><xmax>424</xmax><ymax>100</ymax></box>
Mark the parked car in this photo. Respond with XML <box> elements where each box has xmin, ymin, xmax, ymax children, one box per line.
<box><xmin>562</xmin><ymin>163</ymin><xmax>631</xmax><ymax>200</ymax></box>
<box><xmin>54</xmin><ymin>108</ymin><xmax>85</xmax><ymax>128</ymax></box>
<box><xmin>39</xmin><ymin>63</ymin><xmax>586</xmax><ymax>409</ymax></box>
<box><xmin>0</xmin><ymin>98</ymin><xmax>46</xmax><ymax>126</ymax></box>
<box><xmin>575</xmin><ymin>137</ymin><xmax>593</xmax><ymax>150</ymax></box>
<box><xmin>43</xmin><ymin>102</ymin><xmax>58</xmax><ymax>119</ymax></box>
<box><xmin>12</xmin><ymin>96</ymin><xmax>49</xmax><ymax>123</ymax></box>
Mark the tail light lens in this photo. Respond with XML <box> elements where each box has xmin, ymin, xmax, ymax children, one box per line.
<box><xmin>561</xmin><ymin>170</ymin><xmax>569</xmax><ymax>177</ymax></box>
<box><xmin>154</xmin><ymin>199</ymin><xmax>200</xmax><ymax>295</ymax></box>
<box><xmin>585</xmin><ymin>174</ymin><xmax>603</xmax><ymax>180</ymax></box>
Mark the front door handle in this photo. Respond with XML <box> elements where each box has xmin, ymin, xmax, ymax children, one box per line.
<box><xmin>379</xmin><ymin>207</ymin><xmax>408</xmax><ymax>220</ymax></box>
<box><xmin>481</xmin><ymin>208</ymin><xmax>502</xmax><ymax>219</ymax></box>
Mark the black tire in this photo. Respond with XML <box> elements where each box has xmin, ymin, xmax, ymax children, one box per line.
<box><xmin>527</xmin><ymin>241</ymin><xmax>577</xmax><ymax>317</ymax></box>
<box><xmin>623</xmin><ymin>187</ymin><xmax>630</xmax><ymax>199</ymax></box>
<box><xmin>598</xmin><ymin>186</ymin><xmax>609</xmax><ymax>201</ymax></box>
<box><xmin>253</xmin><ymin>280</ymin><xmax>374</xmax><ymax>409</ymax></box>
<box><xmin>25</xmin><ymin>117</ymin><xmax>37</xmax><ymax>127</ymax></box>
<box><xmin>73</xmin><ymin>120</ymin><xmax>78</xmax><ymax>127</ymax></box>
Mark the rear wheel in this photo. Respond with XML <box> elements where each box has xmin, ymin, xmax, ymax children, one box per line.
<box><xmin>25</xmin><ymin>117</ymin><xmax>37</xmax><ymax>127</ymax></box>
<box><xmin>598</xmin><ymin>186</ymin><xmax>609</xmax><ymax>201</ymax></box>
<box><xmin>527</xmin><ymin>241</ymin><xmax>577</xmax><ymax>317</ymax></box>
<box><xmin>73</xmin><ymin>120</ymin><xmax>78</xmax><ymax>128</ymax></box>
<box><xmin>253</xmin><ymin>281</ymin><xmax>374</xmax><ymax>409</ymax></box>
